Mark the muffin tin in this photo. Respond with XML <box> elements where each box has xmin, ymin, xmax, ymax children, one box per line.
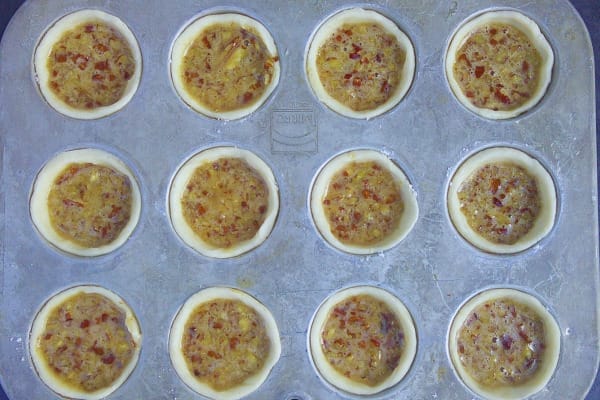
<box><xmin>0</xmin><ymin>0</ymin><xmax>597</xmax><ymax>399</ymax></box>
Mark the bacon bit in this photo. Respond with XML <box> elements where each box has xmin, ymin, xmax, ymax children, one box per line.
<box><xmin>63</xmin><ymin>199</ymin><xmax>84</xmax><ymax>207</ymax></box>
<box><xmin>522</xmin><ymin>60</ymin><xmax>530</xmax><ymax>72</ymax></box>
<box><xmin>490</xmin><ymin>28</ymin><xmax>497</xmax><ymax>35</ymax></box>
<box><xmin>86</xmin><ymin>102</ymin><xmax>95</xmax><ymax>109</ymax></box>
<box><xmin>95</xmin><ymin>61</ymin><xmax>109</xmax><ymax>70</ymax></box>
<box><xmin>207</xmin><ymin>350</ymin><xmax>222</xmax><ymax>359</ymax></box>
<box><xmin>64</xmin><ymin>312</ymin><xmax>73</xmax><ymax>322</ymax></box>
<box><xmin>475</xmin><ymin>66</ymin><xmax>485</xmax><ymax>78</ymax></box>
<box><xmin>258</xmin><ymin>205</ymin><xmax>267</xmax><ymax>214</ymax></box>
<box><xmin>518</xmin><ymin>330</ymin><xmax>531</xmax><ymax>343</ymax></box>
<box><xmin>44</xmin><ymin>333</ymin><xmax>52</xmax><ymax>340</ymax></box>
<box><xmin>94</xmin><ymin>43</ymin><xmax>109</xmax><ymax>53</ymax></box>
<box><xmin>229</xmin><ymin>337</ymin><xmax>239</xmax><ymax>350</ymax></box>
<box><xmin>102</xmin><ymin>354</ymin><xmax>115</xmax><ymax>364</ymax></box>
<box><xmin>353</xmin><ymin>212</ymin><xmax>361</xmax><ymax>221</ymax></box>
<box><xmin>362</xmin><ymin>189</ymin><xmax>372</xmax><ymax>199</ymax></box>
<box><xmin>92</xmin><ymin>345</ymin><xmax>105</xmax><ymax>356</ymax></box>
<box><xmin>466</xmin><ymin>90</ymin><xmax>475</xmax><ymax>98</ymax></box>
<box><xmin>458</xmin><ymin>343</ymin><xmax>465</xmax><ymax>353</ymax></box>
<box><xmin>335</xmin><ymin>34</ymin><xmax>342</xmax><ymax>42</ymax></box>
<box><xmin>75</xmin><ymin>337</ymin><xmax>82</xmax><ymax>346</ymax></box>
<box><xmin>344</xmin><ymin>73</ymin><xmax>352</xmax><ymax>80</ymax></box>
<box><xmin>71</xmin><ymin>54</ymin><xmax>88</xmax><ymax>70</ymax></box>
<box><xmin>380</xmin><ymin>80</ymin><xmax>390</xmax><ymax>94</ymax></box>
<box><xmin>202</xmin><ymin>36</ymin><xmax>212</xmax><ymax>49</ymax></box>
<box><xmin>323</xmin><ymin>199</ymin><xmax>330</xmax><ymax>205</ymax></box>
<box><xmin>101</xmin><ymin>313</ymin><xmax>109</xmax><ymax>322</ymax></box>
<box><xmin>349</xmin><ymin>52</ymin><xmax>361</xmax><ymax>60</ymax></box>
<box><xmin>490</xmin><ymin>38</ymin><xmax>498</xmax><ymax>46</ymax></box>
<box><xmin>242</xmin><ymin>92</ymin><xmax>253</xmax><ymax>103</ymax></box>
<box><xmin>343</xmin><ymin>29</ymin><xmax>352</xmax><ymax>36</ymax></box>
<box><xmin>370</xmin><ymin>338</ymin><xmax>381</xmax><ymax>347</ymax></box>
<box><xmin>108</xmin><ymin>205</ymin><xmax>122</xmax><ymax>219</ymax></box>
<box><xmin>493</xmin><ymin>197</ymin><xmax>503</xmax><ymax>207</ymax></box>
<box><xmin>80</xmin><ymin>319</ymin><xmax>90</xmax><ymax>329</ymax></box>
<box><xmin>197</xmin><ymin>204</ymin><xmax>206</xmax><ymax>215</ymax></box>
<box><xmin>335</xmin><ymin>225</ymin><xmax>346</xmax><ymax>232</ymax></box>
<box><xmin>55</xmin><ymin>53</ymin><xmax>67</xmax><ymax>63</ymax></box>
<box><xmin>494</xmin><ymin>87</ymin><xmax>511</xmax><ymax>104</ymax></box>
<box><xmin>92</xmin><ymin>74</ymin><xmax>104</xmax><ymax>81</ymax></box>
<box><xmin>352</xmin><ymin>77</ymin><xmax>362</xmax><ymax>87</ymax></box>
<box><xmin>375</xmin><ymin>53</ymin><xmax>382</xmax><ymax>62</ymax></box>
<box><xmin>213</xmin><ymin>321</ymin><xmax>223</xmax><ymax>329</ymax></box>
<box><xmin>85</xmin><ymin>24</ymin><xmax>95</xmax><ymax>33</ymax></box>
<box><xmin>458</xmin><ymin>53</ymin><xmax>471</xmax><ymax>68</ymax></box>
<box><xmin>490</xmin><ymin>178</ymin><xmax>500</xmax><ymax>194</ymax></box>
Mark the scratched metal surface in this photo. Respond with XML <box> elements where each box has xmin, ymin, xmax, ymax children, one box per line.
<box><xmin>0</xmin><ymin>0</ymin><xmax>597</xmax><ymax>399</ymax></box>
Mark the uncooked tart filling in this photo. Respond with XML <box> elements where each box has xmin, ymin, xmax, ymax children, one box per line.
<box><xmin>46</xmin><ymin>20</ymin><xmax>135</xmax><ymax>110</ymax></box>
<box><xmin>169</xmin><ymin>287</ymin><xmax>281</xmax><ymax>400</ymax></box>
<box><xmin>181</xmin><ymin>157</ymin><xmax>269</xmax><ymax>249</ymax></box>
<box><xmin>30</xmin><ymin>286</ymin><xmax>141</xmax><ymax>400</ymax></box>
<box><xmin>447</xmin><ymin>147</ymin><xmax>556</xmax><ymax>254</ymax></box>
<box><xmin>448</xmin><ymin>288</ymin><xmax>560</xmax><ymax>400</ymax></box>
<box><xmin>322</xmin><ymin>161</ymin><xmax>404</xmax><ymax>246</ymax></box>
<box><xmin>309</xmin><ymin>286</ymin><xmax>416</xmax><ymax>395</ymax></box>
<box><xmin>320</xmin><ymin>294</ymin><xmax>405</xmax><ymax>387</ymax></box>
<box><xmin>34</xmin><ymin>9</ymin><xmax>141</xmax><ymax>119</ymax></box>
<box><xmin>306</xmin><ymin>8</ymin><xmax>415</xmax><ymax>119</ymax></box>
<box><xmin>171</xmin><ymin>13</ymin><xmax>280</xmax><ymax>120</ymax></box>
<box><xmin>452</xmin><ymin>23</ymin><xmax>542</xmax><ymax>112</ymax></box>
<box><xmin>181</xmin><ymin>23</ymin><xmax>278</xmax><ymax>113</ymax></box>
<box><xmin>30</xmin><ymin>148</ymin><xmax>141</xmax><ymax>257</ymax></box>
<box><xmin>48</xmin><ymin>162</ymin><xmax>133</xmax><ymax>248</ymax></box>
<box><xmin>310</xmin><ymin>149</ymin><xmax>418</xmax><ymax>254</ymax></box>
<box><xmin>315</xmin><ymin>22</ymin><xmax>406</xmax><ymax>112</ymax></box>
<box><xmin>445</xmin><ymin>11</ymin><xmax>553</xmax><ymax>119</ymax></box>
<box><xmin>457</xmin><ymin>162</ymin><xmax>540</xmax><ymax>245</ymax></box>
<box><xmin>181</xmin><ymin>299</ymin><xmax>270</xmax><ymax>391</ymax></box>
<box><xmin>169</xmin><ymin>147</ymin><xmax>279</xmax><ymax>258</ymax></box>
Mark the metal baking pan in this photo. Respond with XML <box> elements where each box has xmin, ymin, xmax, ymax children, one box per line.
<box><xmin>0</xmin><ymin>0</ymin><xmax>597</xmax><ymax>398</ymax></box>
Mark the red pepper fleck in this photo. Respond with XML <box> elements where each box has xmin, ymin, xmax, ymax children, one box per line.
<box><xmin>490</xmin><ymin>28</ymin><xmax>497</xmax><ymax>35</ymax></box>
<box><xmin>80</xmin><ymin>319</ymin><xmax>90</xmax><ymax>329</ymax></box>
<box><xmin>94</xmin><ymin>43</ymin><xmax>108</xmax><ymax>53</ymax></box>
<box><xmin>323</xmin><ymin>199</ymin><xmax>331</xmax><ymax>205</ymax></box>
<box><xmin>92</xmin><ymin>74</ymin><xmax>104</xmax><ymax>81</ymax></box>
<box><xmin>349</xmin><ymin>52</ymin><xmax>360</xmax><ymax>60</ymax></box>
<box><xmin>44</xmin><ymin>333</ymin><xmax>52</xmax><ymax>340</ymax></box>
<box><xmin>197</xmin><ymin>204</ymin><xmax>206</xmax><ymax>215</ymax></box>
<box><xmin>242</xmin><ymin>92</ymin><xmax>253</xmax><ymax>103</ymax></box>
<box><xmin>475</xmin><ymin>66</ymin><xmax>485</xmax><ymax>78</ymax></box>
<box><xmin>380</xmin><ymin>80</ymin><xmax>390</xmax><ymax>94</ymax></box>
<box><xmin>207</xmin><ymin>350</ymin><xmax>222</xmax><ymax>359</ymax></box>
<box><xmin>213</xmin><ymin>321</ymin><xmax>223</xmax><ymax>329</ymax></box>
<box><xmin>63</xmin><ymin>199</ymin><xmax>84</xmax><ymax>208</ymax></box>
<box><xmin>202</xmin><ymin>36</ymin><xmax>212</xmax><ymax>49</ymax></box>
<box><xmin>522</xmin><ymin>60</ymin><xmax>530</xmax><ymax>72</ymax></box>
<box><xmin>494</xmin><ymin>87</ymin><xmax>511</xmax><ymax>104</ymax></box>
<box><xmin>229</xmin><ymin>337</ymin><xmax>239</xmax><ymax>350</ymax></box>
<box><xmin>370</xmin><ymin>338</ymin><xmax>381</xmax><ymax>347</ymax></box>
<box><xmin>490</xmin><ymin>38</ymin><xmax>498</xmax><ymax>45</ymax></box>
<box><xmin>55</xmin><ymin>53</ymin><xmax>67</xmax><ymax>63</ymax></box>
<box><xmin>458</xmin><ymin>53</ymin><xmax>471</xmax><ymax>68</ymax></box>
<box><xmin>466</xmin><ymin>90</ymin><xmax>475</xmax><ymax>98</ymax></box>
<box><xmin>85</xmin><ymin>24</ymin><xmax>95</xmax><ymax>33</ymax></box>
<box><xmin>352</xmin><ymin>77</ymin><xmax>362</xmax><ymax>87</ymax></box>
<box><xmin>258</xmin><ymin>205</ymin><xmax>267</xmax><ymax>214</ymax></box>
<box><xmin>362</xmin><ymin>189</ymin><xmax>372</xmax><ymax>199</ymax></box>
<box><xmin>101</xmin><ymin>313</ymin><xmax>109</xmax><ymax>322</ymax></box>
<box><xmin>490</xmin><ymin>178</ymin><xmax>501</xmax><ymax>194</ymax></box>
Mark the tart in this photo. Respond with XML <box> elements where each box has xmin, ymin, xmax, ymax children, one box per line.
<box><xmin>29</xmin><ymin>285</ymin><xmax>142</xmax><ymax>400</ymax></box>
<box><xmin>34</xmin><ymin>9</ymin><xmax>142</xmax><ymax>119</ymax></box>
<box><xmin>305</xmin><ymin>8</ymin><xmax>415</xmax><ymax>119</ymax></box>
<box><xmin>447</xmin><ymin>146</ymin><xmax>556</xmax><ymax>254</ymax></box>
<box><xmin>170</xmin><ymin>12</ymin><xmax>280</xmax><ymax>120</ymax></box>
<box><xmin>310</xmin><ymin>149</ymin><xmax>418</xmax><ymax>254</ymax></box>
<box><xmin>169</xmin><ymin>287</ymin><xmax>281</xmax><ymax>400</ymax></box>
<box><xmin>29</xmin><ymin>148</ymin><xmax>142</xmax><ymax>257</ymax></box>
<box><xmin>445</xmin><ymin>10</ymin><xmax>553</xmax><ymax>119</ymax></box>
<box><xmin>308</xmin><ymin>286</ymin><xmax>417</xmax><ymax>395</ymax></box>
<box><xmin>169</xmin><ymin>146</ymin><xmax>279</xmax><ymax>258</ymax></box>
<box><xmin>448</xmin><ymin>288</ymin><xmax>560</xmax><ymax>400</ymax></box>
